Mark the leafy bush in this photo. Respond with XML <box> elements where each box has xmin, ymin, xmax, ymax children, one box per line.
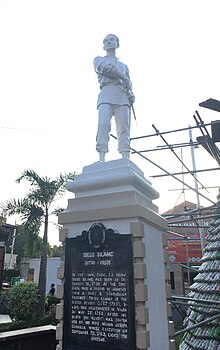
<box><xmin>0</xmin><ymin>294</ymin><xmax>11</xmax><ymax>314</ymax></box>
<box><xmin>45</xmin><ymin>294</ymin><xmax>60</xmax><ymax>309</ymax></box>
<box><xmin>8</xmin><ymin>282</ymin><xmax>39</xmax><ymax>323</ymax></box>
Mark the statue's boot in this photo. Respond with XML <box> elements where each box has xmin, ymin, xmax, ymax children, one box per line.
<box><xmin>99</xmin><ymin>152</ymin><xmax>106</xmax><ymax>162</ymax></box>
<box><xmin>121</xmin><ymin>151</ymin><xmax>130</xmax><ymax>159</ymax></box>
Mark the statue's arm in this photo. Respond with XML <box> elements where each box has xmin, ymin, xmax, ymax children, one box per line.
<box><xmin>94</xmin><ymin>56</ymin><xmax>135</xmax><ymax>103</ymax></box>
<box><xmin>93</xmin><ymin>56</ymin><xmax>131</xmax><ymax>88</ymax></box>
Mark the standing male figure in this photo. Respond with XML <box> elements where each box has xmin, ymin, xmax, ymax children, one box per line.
<box><xmin>94</xmin><ymin>34</ymin><xmax>135</xmax><ymax>162</ymax></box>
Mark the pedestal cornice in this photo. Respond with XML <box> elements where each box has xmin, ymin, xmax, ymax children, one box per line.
<box><xmin>66</xmin><ymin>159</ymin><xmax>159</xmax><ymax>202</ymax></box>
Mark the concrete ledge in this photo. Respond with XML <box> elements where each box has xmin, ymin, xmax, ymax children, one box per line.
<box><xmin>0</xmin><ymin>314</ymin><xmax>11</xmax><ymax>324</ymax></box>
<box><xmin>0</xmin><ymin>325</ymin><xmax>56</xmax><ymax>339</ymax></box>
<box><xmin>59</xmin><ymin>228</ymin><xmax>68</xmax><ymax>242</ymax></box>
<box><xmin>66</xmin><ymin>159</ymin><xmax>159</xmax><ymax>201</ymax></box>
<box><xmin>0</xmin><ymin>325</ymin><xmax>57</xmax><ymax>350</ymax></box>
<box><xmin>59</xmin><ymin>203</ymin><xmax>167</xmax><ymax>230</ymax></box>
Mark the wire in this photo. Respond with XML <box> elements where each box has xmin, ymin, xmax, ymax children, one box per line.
<box><xmin>0</xmin><ymin>126</ymin><xmax>49</xmax><ymax>133</ymax></box>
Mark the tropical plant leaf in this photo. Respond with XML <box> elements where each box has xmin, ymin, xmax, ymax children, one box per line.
<box><xmin>2</xmin><ymin>169</ymin><xmax>75</xmax><ymax>318</ymax></box>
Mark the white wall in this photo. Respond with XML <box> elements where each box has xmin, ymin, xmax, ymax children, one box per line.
<box><xmin>4</xmin><ymin>253</ymin><xmax>18</xmax><ymax>269</ymax></box>
<box><xmin>30</xmin><ymin>257</ymin><xmax>61</xmax><ymax>294</ymax></box>
<box><xmin>144</xmin><ymin>222</ymin><xmax>169</xmax><ymax>350</ymax></box>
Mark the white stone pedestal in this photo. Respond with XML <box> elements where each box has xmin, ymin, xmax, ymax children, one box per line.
<box><xmin>56</xmin><ymin>159</ymin><xmax>174</xmax><ymax>350</ymax></box>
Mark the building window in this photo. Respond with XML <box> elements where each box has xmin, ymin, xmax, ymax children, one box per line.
<box><xmin>170</xmin><ymin>271</ymin><xmax>175</xmax><ymax>290</ymax></box>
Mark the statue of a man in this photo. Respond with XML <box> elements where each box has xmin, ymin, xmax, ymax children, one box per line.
<box><xmin>93</xmin><ymin>34</ymin><xmax>135</xmax><ymax>162</ymax></box>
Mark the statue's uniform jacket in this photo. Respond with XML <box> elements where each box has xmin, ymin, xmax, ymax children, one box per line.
<box><xmin>94</xmin><ymin>56</ymin><xmax>131</xmax><ymax>107</ymax></box>
<box><xmin>94</xmin><ymin>55</ymin><xmax>132</xmax><ymax>154</ymax></box>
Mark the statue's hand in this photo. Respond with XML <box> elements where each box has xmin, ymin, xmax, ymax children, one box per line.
<box><xmin>128</xmin><ymin>91</ymin><xmax>135</xmax><ymax>104</ymax></box>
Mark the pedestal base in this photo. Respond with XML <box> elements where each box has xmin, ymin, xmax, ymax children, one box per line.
<box><xmin>57</xmin><ymin>159</ymin><xmax>173</xmax><ymax>350</ymax></box>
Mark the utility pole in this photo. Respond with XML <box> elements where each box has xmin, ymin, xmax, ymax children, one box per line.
<box><xmin>9</xmin><ymin>225</ymin><xmax>17</xmax><ymax>269</ymax></box>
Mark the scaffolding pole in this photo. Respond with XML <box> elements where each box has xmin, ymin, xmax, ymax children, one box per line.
<box><xmin>189</xmin><ymin>127</ymin><xmax>205</xmax><ymax>252</ymax></box>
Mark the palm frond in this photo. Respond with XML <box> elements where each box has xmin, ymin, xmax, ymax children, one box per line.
<box><xmin>16</xmin><ymin>170</ymin><xmax>75</xmax><ymax>209</ymax></box>
<box><xmin>1</xmin><ymin>198</ymin><xmax>44</xmax><ymax>227</ymax></box>
<box><xmin>53</xmin><ymin>172</ymin><xmax>75</xmax><ymax>197</ymax></box>
<box><xmin>1</xmin><ymin>198</ymin><xmax>26</xmax><ymax>216</ymax></box>
<box><xmin>16</xmin><ymin>169</ymin><xmax>45</xmax><ymax>188</ymax></box>
<box><xmin>51</xmin><ymin>207</ymin><xmax>65</xmax><ymax>216</ymax></box>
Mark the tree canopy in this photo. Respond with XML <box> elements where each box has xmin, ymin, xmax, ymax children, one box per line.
<box><xmin>1</xmin><ymin>169</ymin><xmax>75</xmax><ymax>317</ymax></box>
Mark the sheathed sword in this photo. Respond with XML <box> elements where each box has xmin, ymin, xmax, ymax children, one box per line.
<box><xmin>122</xmin><ymin>82</ymin><xmax>137</xmax><ymax>124</ymax></box>
<box><xmin>131</xmin><ymin>104</ymin><xmax>137</xmax><ymax>121</ymax></box>
<box><xmin>125</xmin><ymin>87</ymin><xmax>137</xmax><ymax>124</ymax></box>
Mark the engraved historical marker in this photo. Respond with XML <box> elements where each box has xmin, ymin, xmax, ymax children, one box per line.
<box><xmin>63</xmin><ymin>223</ymin><xmax>136</xmax><ymax>350</ymax></box>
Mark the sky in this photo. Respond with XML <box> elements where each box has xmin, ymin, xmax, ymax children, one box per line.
<box><xmin>0</xmin><ymin>0</ymin><xmax>220</xmax><ymax>245</ymax></box>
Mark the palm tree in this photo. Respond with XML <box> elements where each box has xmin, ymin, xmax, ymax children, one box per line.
<box><xmin>2</xmin><ymin>170</ymin><xmax>75</xmax><ymax>317</ymax></box>
<box><xmin>1</xmin><ymin>197</ymin><xmax>44</xmax><ymax>259</ymax></box>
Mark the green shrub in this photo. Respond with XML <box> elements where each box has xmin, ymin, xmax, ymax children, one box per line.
<box><xmin>8</xmin><ymin>282</ymin><xmax>39</xmax><ymax>323</ymax></box>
